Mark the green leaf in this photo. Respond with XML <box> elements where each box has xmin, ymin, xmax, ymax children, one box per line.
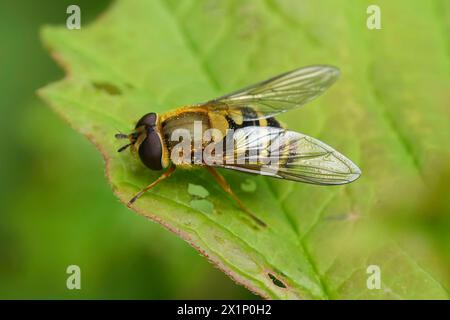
<box><xmin>39</xmin><ymin>0</ymin><xmax>450</xmax><ymax>299</ymax></box>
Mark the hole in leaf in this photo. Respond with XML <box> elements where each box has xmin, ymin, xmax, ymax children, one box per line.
<box><xmin>268</xmin><ymin>273</ymin><xmax>287</xmax><ymax>288</ymax></box>
<box><xmin>188</xmin><ymin>183</ymin><xmax>210</xmax><ymax>198</ymax></box>
<box><xmin>92</xmin><ymin>82</ymin><xmax>122</xmax><ymax>95</ymax></box>
<box><xmin>240</xmin><ymin>179</ymin><xmax>256</xmax><ymax>192</ymax></box>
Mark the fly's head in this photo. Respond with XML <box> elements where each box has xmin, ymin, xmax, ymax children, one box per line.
<box><xmin>115</xmin><ymin>112</ymin><xmax>163</xmax><ymax>171</ymax></box>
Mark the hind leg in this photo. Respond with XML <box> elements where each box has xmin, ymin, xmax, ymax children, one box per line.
<box><xmin>206</xmin><ymin>167</ymin><xmax>266</xmax><ymax>227</ymax></box>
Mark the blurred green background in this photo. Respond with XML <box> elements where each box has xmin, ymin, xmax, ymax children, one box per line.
<box><xmin>0</xmin><ymin>0</ymin><xmax>254</xmax><ymax>299</ymax></box>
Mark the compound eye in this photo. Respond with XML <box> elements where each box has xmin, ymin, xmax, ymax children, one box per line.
<box><xmin>136</xmin><ymin>113</ymin><xmax>157</xmax><ymax>128</ymax></box>
<box><xmin>138</xmin><ymin>128</ymin><xmax>163</xmax><ymax>171</ymax></box>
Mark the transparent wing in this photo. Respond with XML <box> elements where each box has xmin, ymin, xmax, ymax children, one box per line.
<box><xmin>212</xmin><ymin>126</ymin><xmax>360</xmax><ymax>185</ymax></box>
<box><xmin>202</xmin><ymin>65</ymin><xmax>340</xmax><ymax>120</ymax></box>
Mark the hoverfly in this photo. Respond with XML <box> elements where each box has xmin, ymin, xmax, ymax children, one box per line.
<box><xmin>116</xmin><ymin>65</ymin><xmax>361</xmax><ymax>226</ymax></box>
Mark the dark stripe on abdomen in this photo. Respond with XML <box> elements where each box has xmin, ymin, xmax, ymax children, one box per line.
<box><xmin>225</xmin><ymin>115</ymin><xmax>238</xmax><ymax>130</ymax></box>
<box><xmin>241</xmin><ymin>107</ymin><xmax>259</xmax><ymax>127</ymax></box>
<box><xmin>266</xmin><ymin>117</ymin><xmax>281</xmax><ymax>128</ymax></box>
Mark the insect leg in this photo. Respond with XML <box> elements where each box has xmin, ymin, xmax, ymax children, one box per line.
<box><xmin>127</xmin><ymin>164</ymin><xmax>176</xmax><ymax>207</ymax></box>
<box><xmin>205</xmin><ymin>167</ymin><xmax>266</xmax><ymax>227</ymax></box>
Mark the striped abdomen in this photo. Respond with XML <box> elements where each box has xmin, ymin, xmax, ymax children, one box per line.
<box><xmin>160</xmin><ymin>105</ymin><xmax>283</xmax><ymax>165</ymax></box>
<box><xmin>208</xmin><ymin>105</ymin><xmax>282</xmax><ymax>135</ymax></box>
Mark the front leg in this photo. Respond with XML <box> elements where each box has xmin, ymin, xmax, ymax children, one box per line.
<box><xmin>128</xmin><ymin>164</ymin><xmax>176</xmax><ymax>206</ymax></box>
